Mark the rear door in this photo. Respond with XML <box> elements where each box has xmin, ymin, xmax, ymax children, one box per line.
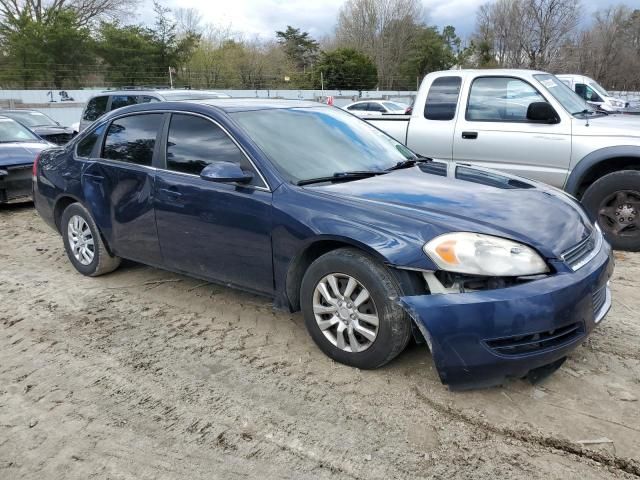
<box><xmin>406</xmin><ymin>75</ymin><xmax>463</xmax><ymax>160</ymax></box>
<box><xmin>452</xmin><ymin>75</ymin><xmax>571</xmax><ymax>187</ymax></box>
<box><xmin>153</xmin><ymin>113</ymin><xmax>273</xmax><ymax>294</ymax></box>
<box><xmin>84</xmin><ymin>113</ymin><xmax>165</xmax><ymax>264</ymax></box>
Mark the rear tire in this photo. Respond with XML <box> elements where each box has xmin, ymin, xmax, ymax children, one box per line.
<box><xmin>300</xmin><ymin>248</ymin><xmax>412</xmax><ymax>369</ymax></box>
<box><xmin>582</xmin><ymin>170</ymin><xmax>640</xmax><ymax>251</ymax></box>
<box><xmin>61</xmin><ymin>203</ymin><xmax>121</xmax><ymax>276</ymax></box>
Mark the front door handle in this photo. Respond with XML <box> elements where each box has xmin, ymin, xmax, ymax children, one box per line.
<box><xmin>461</xmin><ymin>131</ymin><xmax>478</xmax><ymax>139</ymax></box>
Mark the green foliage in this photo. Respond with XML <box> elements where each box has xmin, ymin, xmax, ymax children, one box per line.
<box><xmin>313</xmin><ymin>48</ymin><xmax>377</xmax><ymax>90</ymax></box>
<box><xmin>0</xmin><ymin>8</ymin><xmax>93</xmax><ymax>88</ymax></box>
<box><xmin>275</xmin><ymin>26</ymin><xmax>319</xmax><ymax>71</ymax></box>
<box><xmin>401</xmin><ymin>25</ymin><xmax>465</xmax><ymax>80</ymax></box>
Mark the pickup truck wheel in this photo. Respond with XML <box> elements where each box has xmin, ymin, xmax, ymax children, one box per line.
<box><xmin>300</xmin><ymin>248</ymin><xmax>412</xmax><ymax>369</ymax></box>
<box><xmin>61</xmin><ymin>203</ymin><xmax>121</xmax><ymax>276</ymax></box>
<box><xmin>582</xmin><ymin>170</ymin><xmax>640</xmax><ymax>251</ymax></box>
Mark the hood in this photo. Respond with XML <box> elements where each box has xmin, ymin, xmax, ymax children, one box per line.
<box><xmin>308</xmin><ymin>163</ymin><xmax>592</xmax><ymax>258</ymax></box>
<box><xmin>32</xmin><ymin>125</ymin><xmax>74</xmax><ymax>136</ymax></box>
<box><xmin>0</xmin><ymin>141</ymin><xmax>49</xmax><ymax>168</ymax></box>
<box><xmin>572</xmin><ymin>114</ymin><xmax>640</xmax><ymax>138</ymax></box>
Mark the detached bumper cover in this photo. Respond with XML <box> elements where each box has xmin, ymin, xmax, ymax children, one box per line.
<box><xmin>0</xmin><ymin>164</ymin><xmax>32</xmax><ymax>202</ymax></box>
<box><xmin>400</xmin><ymin>241</ymin><xmax>614</xmax><ymax>389</ymax></box>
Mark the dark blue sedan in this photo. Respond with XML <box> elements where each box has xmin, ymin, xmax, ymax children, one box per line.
<box><xmin>32</xmin><ymin>99</ymin><xmax>614</xmax><ymax>389</ymax></box>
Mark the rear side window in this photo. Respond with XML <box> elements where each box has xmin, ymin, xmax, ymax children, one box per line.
<box><xmin>424</xmin><ymin>76</ymin><xmax>462</xmax><ymax>120</ymax></box>
<box><xmin>368</xmin><ymin>103</ymin><xmax>386</xmax><ymax>112</ymax></box>
<box><xmin>110</xmin><ymin>95</ymin><xmax>138</xmax><ymax>111</ymax></box>
<box><xmin>82</xmin><ymin>96</ymin><xmax>109</xmax><ymax>122</ymax></box>
<box><xmin>76</xmin><ymin>124</ymin><xmax>105</xmax><ymax>158</ymax></box>
<box><xmin>466</xmin><ymin>77</ymin><xmax>546</xmax><ymax>122</ymax></box>
<box><xmin>348</xmin><ymin>103</ymin><xmax>366</xmax><ymax>111</ymax></box>
<box><xmin>139</xmin><ymin>96</ymin><xmax>160</xmax><ymax>103</ymax></box>
<box><xmin>165</xmin><ymin>113</ymin><xmax>263</xmax><ymax>186</ymax></box>
<box><xmin>102</xmin><ymin>114</ymin><xmax>163</xmax><ymax>166</ymax></box>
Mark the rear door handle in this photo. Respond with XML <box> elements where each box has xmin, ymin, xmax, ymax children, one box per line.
<box><xmin>82</xmin><ymin>172</ymin><xmax>104</xmax><ymax>183</ymax></box>
<box><xmin>461</xmin><ymin>131</ymin><xmax>478</xmax><ymax>139</ymax></box>
<box><xmin>159</xmin><ymin>187</ymin><xmax>183</xmax><ymax>199</ymax></box>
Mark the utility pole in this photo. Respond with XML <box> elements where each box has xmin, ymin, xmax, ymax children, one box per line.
<box><xmin>320</xmin><ymin>72</ymin><xmax>324</xmax><ymax>94</ymax></box>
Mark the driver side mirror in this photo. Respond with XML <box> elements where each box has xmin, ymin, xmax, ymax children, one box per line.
<box><xmin>200</xmin><ymin>162</ymin><xmax>253</xmax><ymax>184</ymax></box>
<box><xmin>526</xmin><ymin>102</ymin><xmax>559</xmax><ymax>124</ymax></box>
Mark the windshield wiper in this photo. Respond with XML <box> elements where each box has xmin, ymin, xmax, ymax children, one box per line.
<box><xmin>571</xmin><ymin>109</ymin><xmax>595</xmax><ymax>116</ymax></box>
<box><xmin>385</xmin><ymin>155</ymin><xmax>432</xmax><ymax>171</ymax></box>
<box><xmin>297</xmin><ymin>170</ymin><xmax>386</xmax><ymax>186</ymax></box>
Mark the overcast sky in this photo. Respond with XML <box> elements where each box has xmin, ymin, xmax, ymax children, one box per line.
<box><xmin>146</xmin><ymin>0</ymin><xmax>632</xmax><ymax>41</ymax></box>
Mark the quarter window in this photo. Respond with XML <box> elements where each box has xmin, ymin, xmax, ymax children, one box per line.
<box><xmin>424</xmin><ymin>76</ymin><xmax>462</xmax><ymax>120</ymax></box>
<box><xmin>165</xmin><ymin>114</ymin><xmax>263</xmax><ymax>186</ymax></box>
<box><xmin>102</xmin><ymin>114</ymin><xmax>163</xmax><ymax>166</ymax></box>
<box><xmin>82</xmin><ymin>96</ymin><xmax>108</xmax><ymax>122</ymax></box>
<box><xmin>76</xmin><ymin>124</ymin><xmax>105</xmax><ymax>158</ymax></box>
<box><xmin>466</xmin><ymin>77</ymin><xmax>546</xmax><ymax>122</ymax></box>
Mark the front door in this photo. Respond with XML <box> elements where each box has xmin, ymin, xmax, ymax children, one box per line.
<box><xmin>154</xmin><ymin>113</ymin><xmax>274</xmax><ymax>294</ymax></box>
<box><xmin>452</xmin><ymin>76</ymin><xmax>572</xmax><ymax>188</ymax></box>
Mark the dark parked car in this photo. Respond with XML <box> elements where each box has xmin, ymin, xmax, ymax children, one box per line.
<box><xmin>33</xmin><ymin>99</ymin><xmax>614</xmax><ymax>389</ymax></box>
<box><xmin>0</xmin><ymin>109</ymin><xmax>75</xmax><ymax>145</ymax></box>
<box><xmin>0</xmin><ymin>116</ymin><xmax>51</xmax><ymax>203</ymax></box>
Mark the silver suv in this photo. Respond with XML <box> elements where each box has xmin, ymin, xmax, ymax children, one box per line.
<box><xmin>79</xmin><ymin>89</ymin><xmax>231</xmax><ymax>131</ymax></box>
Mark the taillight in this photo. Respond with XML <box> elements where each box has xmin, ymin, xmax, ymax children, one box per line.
<box><xmin>32</xmin><ymin>153</ymin><xmax>40</xmax><ymax>178</ymax></box>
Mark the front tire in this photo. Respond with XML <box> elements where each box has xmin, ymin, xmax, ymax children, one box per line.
<box><xmin>61</xmin><ymin>203</ymin><xmax>121</xmax><ymax>276</ymax></box>
<box><xmin>300</xmin><ymin>248</ymin><xmax>412</xmax><ymax>369</ymax></box>
<box><xmin>582</xmin><ymin>170</ymin><xmax>640</xmax><ymax>251</ymax></box>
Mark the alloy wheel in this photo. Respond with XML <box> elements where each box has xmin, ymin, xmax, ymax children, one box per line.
<box><xmin>67</xmin><ymin>215</ymin><xmax>95</xmax><ymax>265</ymax></box>
<box><xmin>312</xmin><ymin>273</ymin><xmax>379</xmax><ymax>353</ymax></box>
<box><xmin>598</xmin><ymin>190</ymin><xmax>640</xmax><ymax>239</ymax></box>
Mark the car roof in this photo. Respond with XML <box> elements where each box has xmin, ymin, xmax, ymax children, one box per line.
<box><xmin>0</xmin><ymin>109</ymin><xmax>42</xmax><ymax>114</ymax></box>
<box><xmin>184</xmin><ymin>98</ymin><xmax>322</xmax><ymax>112</ymax></box>
<box><xmin>95</xmin><ymin>89</ymin><xmax>228</xmax><ymax>97</ymax></box>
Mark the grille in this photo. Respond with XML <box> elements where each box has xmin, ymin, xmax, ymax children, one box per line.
<box><xmin>593</xmin><ymin>285</ymin><xmax>607</xmax><ymax>316</ymax></box>
<box><xmin>562</xmin><ymin>230</ymin><xmax>598</xmax><ymax>270</ymax></box>
<box><xmin>485</xmin><ymin>322</ymin><xmax>584</xmax><ymax>356</ymax></box>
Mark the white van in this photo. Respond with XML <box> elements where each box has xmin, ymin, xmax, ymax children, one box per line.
<box><xmin>556</xmin><ymin>74</ymin><xmax>628</xmax><ymax>112</ymax></box>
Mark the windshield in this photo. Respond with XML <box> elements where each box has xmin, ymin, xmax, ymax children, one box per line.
<box><xmin>534</xmin><ymin>74</ymin><xmax>592</xmax><ymax>116</ymax></box>
<box><xmin>161</xmin><ymin>91</ymin><xmax>230</xmax><ymax>101</ymax></box>
<box><xmin>0</xmin><ymin>117</ymin><xmax>41</xmax><ymax>142</ymax></box>
<box><xmin>3</xmin><ymin>111</ymin><xmax>57</xmax><ymax>127</ymax></box>
<box><xmin>231</xmin><ymin>106</ymin><xmax>415</xmax><ymax>184</ymax></box>
<box><xmin>589</xmin><ymin>81</ymin><xmax>610</xmax><ymax>98</ymax></box>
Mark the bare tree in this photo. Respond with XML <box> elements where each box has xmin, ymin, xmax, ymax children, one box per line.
<box><xmin>175</xmin><ymin>7</ymin><xmax>202</xmax><ymax>36</ymax></box>
<box><xmin>0</xmin><ymin>0</ymin><xmax>138</xmax><ymax>26</ymax></box>
<box><xmin>474</xmin><ymin>0</ymin><xmax>580</xmax><ymax>69</ymax></box>
<box><xmin>336</xmin><ymin>0</ymin><xmax>424</xmax><ymax>88</ymax></box>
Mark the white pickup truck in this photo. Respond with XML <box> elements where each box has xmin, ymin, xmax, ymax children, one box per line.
<box><xmin>365</xmin><ymin>69</ymin><xmax>640</xmax><ymax>251</ymax></box>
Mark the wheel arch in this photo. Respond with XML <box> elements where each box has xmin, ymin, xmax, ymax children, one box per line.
<box><xmin>566</xmin><ymin>146</ymin><xmax>640</xmax><ymax>198</ymax></box>
<box><xmin>283</xmin><ymin>236</ymin><xmax>424</xmax><ymax>313</ymax></box>
<box><xmin>54</xmin><ymin>195</ymin><xmax>116</xmax><ymax>257</ymax></box>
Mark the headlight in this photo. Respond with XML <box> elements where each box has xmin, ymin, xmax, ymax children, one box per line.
<box><xmin>424</xmin><ymin>232</ymin><xmax>549</xmax><ymax>276</ymax></box>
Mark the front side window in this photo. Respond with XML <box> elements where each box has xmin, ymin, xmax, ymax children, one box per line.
<box><xmin>76</xmin><ymin>124</ymin><xmax>105</xmax><ymax>158</ymax></box>
<box><xmin>578</xmin><ymin>84</ymin><xmax>602</xmax><ymax>102</ymax></box>
<box><xmin>230</xmin><ymin>106</ymin><xmax>415</xmax><ymax>184</ymax></box>
<box><xmin>102</xmin><ymin>114</ymin><xmax>163</xmax><ymax>166</ymax></box>
<box><xmin>425</xmin><ymin>76</ymin><xmax>462</xmax><ymax>121</ymax></box>
<box><xmin>83</xmin><ymin>96</ymin><xmax>109</xmax><ymax>122</ymax></box>
<box><xmin>467</xmin><ymin>77</ymin><xmax>547</xmax><ymax>122</ymax></box>
<box><xmin>110</xmin><ymin>95</ymin><xmax>138</xmax><ymax>111</ymax></box>
<box><xmin>165</xmin><ymin>113</ymin><xmax>263</xmax><ymax>186</ymax></box>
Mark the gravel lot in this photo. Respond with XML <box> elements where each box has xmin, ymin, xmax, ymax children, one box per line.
<box><xmin>1</xmin><ymin>202</ymin><xmax>639</xmax><ymax>480</ymax></box>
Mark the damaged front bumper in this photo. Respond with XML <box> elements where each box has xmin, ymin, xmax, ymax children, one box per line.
<box><xmin>400</xmin><ymin>240</ymin><xmax>614</xmax><ymax>390</ymax></box>
<box><xmin>0</xmin><ymin>164</ymin><xmax>32</xmax><ymax>203</ymax></box>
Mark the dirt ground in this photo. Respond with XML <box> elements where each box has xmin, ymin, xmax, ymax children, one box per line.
<box><xmin>1</xmin><ymin>202</ymin><xmax>639</xmax><ymax>480</ymax></box>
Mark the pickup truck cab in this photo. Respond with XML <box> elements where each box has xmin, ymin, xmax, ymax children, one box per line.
<box><xmin>366</xmin><ymin>69</ymin><xmax>640</xmax><ymax>251</ymax></box>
